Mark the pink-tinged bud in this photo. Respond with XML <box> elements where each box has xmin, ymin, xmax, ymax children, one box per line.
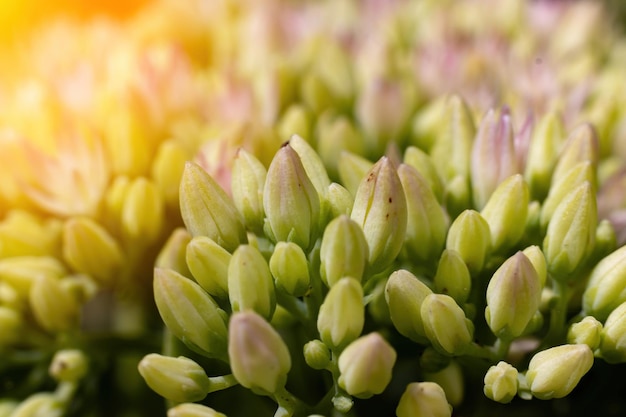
<box><xmin>228</xmin><ymin>311</ymin><xmax>291</xmax><ymax>395</ymax></box>
<box><xmin>583</xmin><ymin>245</ymin><xmax>626</xmax><ymax>321</ymax></box>
<box><xmin>396</xmin><ymin>382</ymin><xmax>452</xmax><ymax>417</ymax></box>
<box><xmin>317</xmin><ymin>277</ymin><xmax>364</xmax><ymax>350</ymax></box>
<box><xmin>543</xmin><ymin>182</ymin><xmax>597</xmax><ymax>280</ymax></box>
<box><xmin>351</xmin><ymin>157</ymin><xmax>407</xmax><ymax>273</ymax></box>
<box><xmin>471</xmin><ymin>107</ymin><xmax>520</xmax><ymax>210</ymax></box>
<box><xmin>263</xmin><ymin>143</ymin><xmax>320</xmax><ymax>250</ymax></box>
<box><xmin>319</xmin><ymin>215</ymin><xmax>368</xmax><ymax>287</ymax></box>
<box><xmin>526</xmin><ymin>344</ymin><xmax>593</xmax><ymax>399</ymax></box>
<box><xmin>446</xmin><ymin>210</ymin><xmax>491</xmax><ymax>274</ymax></box>
<box><xmin>338</xmin><ymin>333</ymin><xmax>397</xmax><ymax>399</ymax></box>
<box><xmin>398</xmin><ymin>164</ymin><xmax>449</xmax><ymax>264</ymax></box>
<box><xmin>179</xmin><ymin>162</ymin><xmax>246</xmax><ymax>252</ymax></box>
<box><xmin>485</xmin><ymin>252</ymin><xmax>542</xmax><ymax>339</ymax></box>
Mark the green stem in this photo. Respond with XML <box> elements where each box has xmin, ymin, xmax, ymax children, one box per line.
<box><xmin>207</xmin><ymin>374</ymin><xmax>239</xmax><ymax>393</ymax></box>
<box><xmin>272</xmin><ymin>386</ymin><xmax>309</xmax><ymax>417</ymax></box>
<box><xmin>543</xmin><ymin>279</ymin><xmax>570</xmax><ymax>347</ymax></box>
<box><xmin>464</xmin><ymin>342</ymin><xmax>501</xmax><ymax>362</ymax></box>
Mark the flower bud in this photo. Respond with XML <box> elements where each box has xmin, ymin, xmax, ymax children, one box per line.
<box><xmin>303</xmin><ymin>339</ymin><xmax>331</xmax><ymax>370</ymax></box>
<box><xmin>443</xmin><ymin>175</ymin><xmax>471</xmax><ymax>219</ymax></box>
<box><xmin>277</xmin><ymin>104</ymin><xmax>311</xmax><ymax>143</ymax></box>
<box><xmin>62</xmin><ymin>217</ymin><xmax>123</xmax><ymax>285</ymax></box>
<box><xmin>167</xmin><ymin>403</ymin><xmax>226</xmax><ymax>417</ymax></box>
<box><xmin>231</xmin><ymin>148</ymin><xmax>267</xmax><ymax>233</ymax></box>
<box><xmin>351</xmin><ymin>157</ymin><xmax>407</xmax><ymax>273</ymax></box>
<box><xmin>8</xmin><ymin>393</ymin><xmax>62</xmax><ymax>417</ymax></box>
<box><xmin>49</xmin><ymin>349</ymin><xmax>88</xmax><ymax>382</ymax></box>
<box><xmin>337</xmin><ymin>151</ymin><xmax>373</xmax><ymax>197</ymax></box>
<box><xmin>186</xmin><ymin>236</ymin><xmax>230</xmax><ymax>299</ymax></box>
<box><xmin>524</xmin><ymin>111</ymin><xmax>566</xmax><ymax>200</ymax></box>
<box><xmin>599</xmin><ymin>302</ymin><xmax>626</xmax><ymax>363</ymax></box>
<box><xmin>543</xmin><ymin>182</ymin><xmax>597</xmax><ymax>279</ymax></box>
<box><xmin>0</xmin><ymin>256</ymin><xmax>65</xmax><ymax>296</ymax></box>
<box><xmin>289</xmin><ymin>134</ymin><xmax>331</xmax><ymax>200</ymax></box>
<box><xmin>421</xmin><ymin>294</ymin><xmax>473</xmax><ymax>356</ymax></box>
<box><xmin>317</xmin><ymin>277</ymin><xmax>364</xmax><ymax>350</ymax></box>
<box><xmin>0</xmin><ymin>306</ymin><xmax>22</xmax><ymax>346</ymax></box>
<box><xmin>446</xmin><ymin>210</ymin><xmax>491</xmax><ymax>274</ymax></box>
<box><xmin>483</xmin><ymin>361</ymin><xmax>518</xmax><ymax>404</ymax></box>
<box><xmin>138</xmin><ymin>354</ymin><xmax>210</xmax><ymax>403</ymax></box>
<box><xmin>471</xmin><ymin>107</ymin><xmax>520</xmax><ymax>210</ymax></box>
<box><xmin>156</xmin><ymin>228</ymin><xmax>192</xmax><ymax>276</ymax></box>
<box><xmin>319</xmin><ymin>215</ymin><xmax>368</xmax><ymax>287</ymax></box>
<box><xmin>326</xmin><ymin>183</ymin><xmax>354</xmax><ymax>218</ymax></box>
<box><xmin>526</xmin><ymin>344</ymin><xmax>593</xmax><ymax>399</ymax></box>
<box><xmin>551</xmin><ymin>123</ymin><xmax>599</xmax><ymax>188</ymax></box>
<box><xmin>0</xmin><ymin>210</ymin><xmax>61</xmax><ymax>259</ymax></box>
<box><xmin>396</xmin><ymin>382</ymin><xmax>452</xmax><ymax>417</ymax></box>
<box><xmin>0</xmin><ymin>400</ymin><xmax>18</xmax><ymax>416</ymax></box>
<box><xmin>385</xmin><ymin>269</ymin><xmax>432</xmax><ymax>344</ymax></box>
<box><xmin>151</xmin><ymin>140</ymin><xmax>189</xmax><ymax>207</ymax></box>
<box><xmin>567</xmin><ymin>316</ymin><xmax>602</xmax><ymax>350</ymax></box>
<box><xmin>153</xmin><ymin>268</ymin><xmax>228</xmax><ymax>360</ymax></box>
<box><xmin>179</xmin><ymin>162</ymin><xmax>246</xmax><ymax>252</ymax></box>
<box><xmin>419</xmin><ymin>347</ymin><xmax>452</xmax><ymax>374</ymax></box>
<box><xmin>270</xmin><ymin>242</ymin><xmax>310</xmax><ymax>297</ymax></box>
<box><xmin>121</xmin><ymin>177</ymin><xmax>165</xmax><ymax>243</ymax></box>
<box><xmin>481</xmin><ymin>174</ymin><xmax>529</xmax><ymax>253</ymax></box>
<box><xmin>583</xmin><ymin>245</ymin><xmax>626</xmax><ymax>321</ymax></box>
<box><xmin>424</xmin><ymin>361</ymin><xmax>464</xmax><ymax>407</ymax></box>
<box><xmin>228</xmin><ymin>244</ymin><xmax>276</xmax><ymax>320</ymax></box>
<box><xmin>228</xmin><ymin>311</ymin><xmax>291</xmax><ymax>395</ymax></box>
<box><xmin>398</xmin><ymin>164</ymin><xmax>448</xmax><ymax>264</ymax></box>
<box><xmin>403</xmin><ymin>146</ymin><xmax>444</xmax><ymax>202</ymax></box>
<box><xmin>485</xmin><ymin>252</ymin><xmax>542</xmax><ymax>339</ymax></box>
<box><xmin>263</xmin><ymin>143</ymin><xmax>320</xmax><ymax>250</ymax></box>
<box><xmin>434</xmin><ymin>250</ymin><xmax>472</xmax><ymax>305</ymax></box>
<box><xmin>317</xmin><ymin>115</ymin><xmax>366</xmax><ymax>180</ymax></box>
<box><xmin>338</xmin><ymin>332</ymin><xmax>396</xmax><ymax>399</ymax></box>
<box><xmin>522</xmin><ymin>245</ymin><xmax>547</xmax><ymax>287</ymax></box>
<box><xmin>30</xmin><ymin>275</ymin><xmax>79</xmax><ymax>333</ymax></box>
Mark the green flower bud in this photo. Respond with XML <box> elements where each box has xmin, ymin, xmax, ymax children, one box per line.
<box><xmin>168</xmin><ymin>403</ymin><xmax>227</xmax><ymax>417</ymax></box>
<box><xmin>319</xmin><ymin>215</ymin><xmax>368</xmax><ymax>287</ymax></box>
<box><xmin>471</xmin><ymin>108</ymin><xmax>520</xmax><ymax>210</ymax></box>
<box><xmin>567</xmin><ymin>316</ymin><xmax>602</xmax><ymax>350</ymax></box>
<box><xmin>8</xmin><ymin>393</ymin><xmax>62</xmax><ymax>417</ymax></box>
<box><xmin>524</xmin><ymin>111</ymin><xmax>566</xmax><ymax>200</ymax></box>
<box><xmin>583</xmin><ymin>245</ymin><xmax>626</xmax><ymax>321</ymax></box>
<box><xmin>0</xmin><ymin>256</ymin><xmax>65</xmax><ymax>297</ymax></box>
<box><xmin>179</xmin><ymin>162</ymin><xmax>246</xmax><ymax>252</ymax></box>
<box><xmin>0</xmin><ymin>306</ymin><xmax>22</xmax><ymax>346</ymax></box>
<box><xmin>0</xmin><ymin>400</ymin><xmax>18</xmax><ymax>417</ymax></box>
<box><xmin>483</xmin><ymin>361</ymin><xmax>518</xmax><ymax>404</ymax></box>
<box><xmin>317</xmin><ymin>277</ymin><xmax>364</xmax><ymax>351</ymax></box>
<box><xmin>277</xmin><ymin>104</ymin><xmax>311</xmax><ymax>143</ymax></box>
<box><xmin>540</xmin><ymin>161</ymin><xmax>596</xmax><ymax>231</ymax></box>
<box><xmin>289</xmin><ymin>134</ymin><xmax>331</xmax><ymax>200</ymax></box>
<box><xmin>485</xmin><ymin>252</ymin><xmax>542</xmax><ymax>339</ymax></box>
<box><xmin>300</xmin><ymin>71</ymin><xmax>334</xmax><ymax>115</ymax></box>
<box><xmin>443</xmin><ymin>175</ymin><xmax>471</xmax><ymax>219</ymax></box>
<box><xmin>317</xmin><ymin>115</ymin><xmax>366</xmax><ymax>181</ymax></box>
<box><xmin>153</xmin><ymin>268</ymin><xmax>228</xmax><ymax>360</ymax></box>
<box><xmin>326</xmin><ymin>183</ymin><xmax>354</xmax><ymax>218</ymax></box>
<box><xmin>121</xmin><ymin>177</ymin><xmax>165</xmax><ymax>243</ymax></box>
<box><xmin>263</xmin><ymin>143</ymin><xmax>320</xmax><ymax>250</ymax></box>
<box><xmin>526</xmin><ymin>344</ymin><xmax>593</xmax><ymax>399</ymax></box>
<box><xmin>522</xmin><ymin>245</ymin><xmax>547</xmax><ymax>287</ymax></box>
<box><xmin>351</xmin><ymin>157</ymin><xmax>408</xmax><ymax>273</ymax></box>
<box><xmin>551</xmin><ymin>123</ymin><xmax>599</xmax><ymax>188</ymax></box>
<box><xmin>156</xmin><ymin>228</ymin><xmax>192</xmax><ymax>276</ymax></box>
<box><xmin>398</xmin><ymin>164</ymin><xmax>449</xmax><ymax>264</ymax></box>
<box><xmin>396</xmin><ymin>382</ymin><xmax>452</xmax><ymax>417</ymax></box>
<box><xmin>303</xmin><ymin>339</ymin><xmax>331</xmax><ymax>370</ymax></box>
<box><xmin>385</xmin><ymin>269</ymin><xmax>432</xmax><ymax>344</ymax></box>
<box><xmin>403</xmin><ymin>146</ymin><xmax>444</xmax><ymax>202</ymax></box>
<box><xmin>434</xmin><ymin>250</ymin><xmax>472</xmax><ymax>305</ymax></box>
<box><xmin>270</xmin><ymin>242</ymin><xmax>310</xmax><ymax>297</ymax></box>
<box><xmin>231</xmin><ymin>148</ymin><xmax>267</xmax><ymax>233</ymax></box>
<box><xmin>228</xmin><ymin>245</ymin><xmax>276</xmax><ymax>320</ymax></box>
<box><xmin>49</xmin><ymin>349</ymin><xmax>88</xmax><ymax>382</ymax></box>
<box><xmin>30</xmin><ymin>275</ymin><xmax>79</xmax><ymax>333</ymax></box>
<box><xmin>62</xmin><ymin>217</ymin><xmax>123</xmax><ymax>285</ymax></box>
<box><xmin>138</xmin><ymin>354</ymin><xmax>210</xmax><ymax>403</ymax></box>
<box><xmin>228</xmin><ymin>311</ymin><xmax>291</xmax><ymax>395</ymax></box>
<box><xmin>599</xmin><ymin>302</ymin><xmax>626</xmax><ymax>363</ymax></box>
<box><xmin>424</xmin><ymin>361</ymin><xmax>464</xmax><ymax>407</ymax></box>
<box><xmin>186</xmin><ymin>236</ymin><xmax>231</xmax><ymax>299</ymax></box>
<box><xmin>430</xmin><ymin>95</ymin><xmax>475</xmax><ymax>183</ymax></box>
<box><xmin>338</xmin><ymin>332</ymin><xmax>397</xmax><ymax>399</ymax></box>
<box><xmin>419</xmin><ymin>347</ymin><xmax>452</xmax><ymax>373</ymax></box>
<box><xmin>421</xmin><ymin>294</ymin><xmax>473</xmax><ymax>356</ymax></box>
<box><xmin>481</xmin><ymin>174</ymin><xmax>529</xmax><ymax>253</ymax></box>
<box><xmin>338</xmin><ymin>151</ymin><xmax>373</xmax><ymax>197</ymax></box>
<box><xmin>543</xmin><ymin>182</ymin><xmax>597</xmax><ymax>279</ymax></box>
<box><xmin>446</xmin><ymin>210</ymin><xmax>491</xmax><ymax>274</ymax></box>
<box><xmin>151</xmin><ymin>140</ymin><xmax>189</xmax><ymax>207</ymax></box>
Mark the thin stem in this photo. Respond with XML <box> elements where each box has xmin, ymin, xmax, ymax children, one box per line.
<box><xmin>207</xmin><ymin>374</ymin><xmax>239</xmax><ymax>393</ymax></box>
<box><xmin>543</xmin><ymin>279</ymin><xmax>570</xmax><ymax>347</ymax></box>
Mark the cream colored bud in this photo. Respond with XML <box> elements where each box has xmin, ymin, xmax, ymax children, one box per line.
<box><xmin>396</xmin><ymin>382</ymin><xmax>452</xmax><ymax>417</ymax></box>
